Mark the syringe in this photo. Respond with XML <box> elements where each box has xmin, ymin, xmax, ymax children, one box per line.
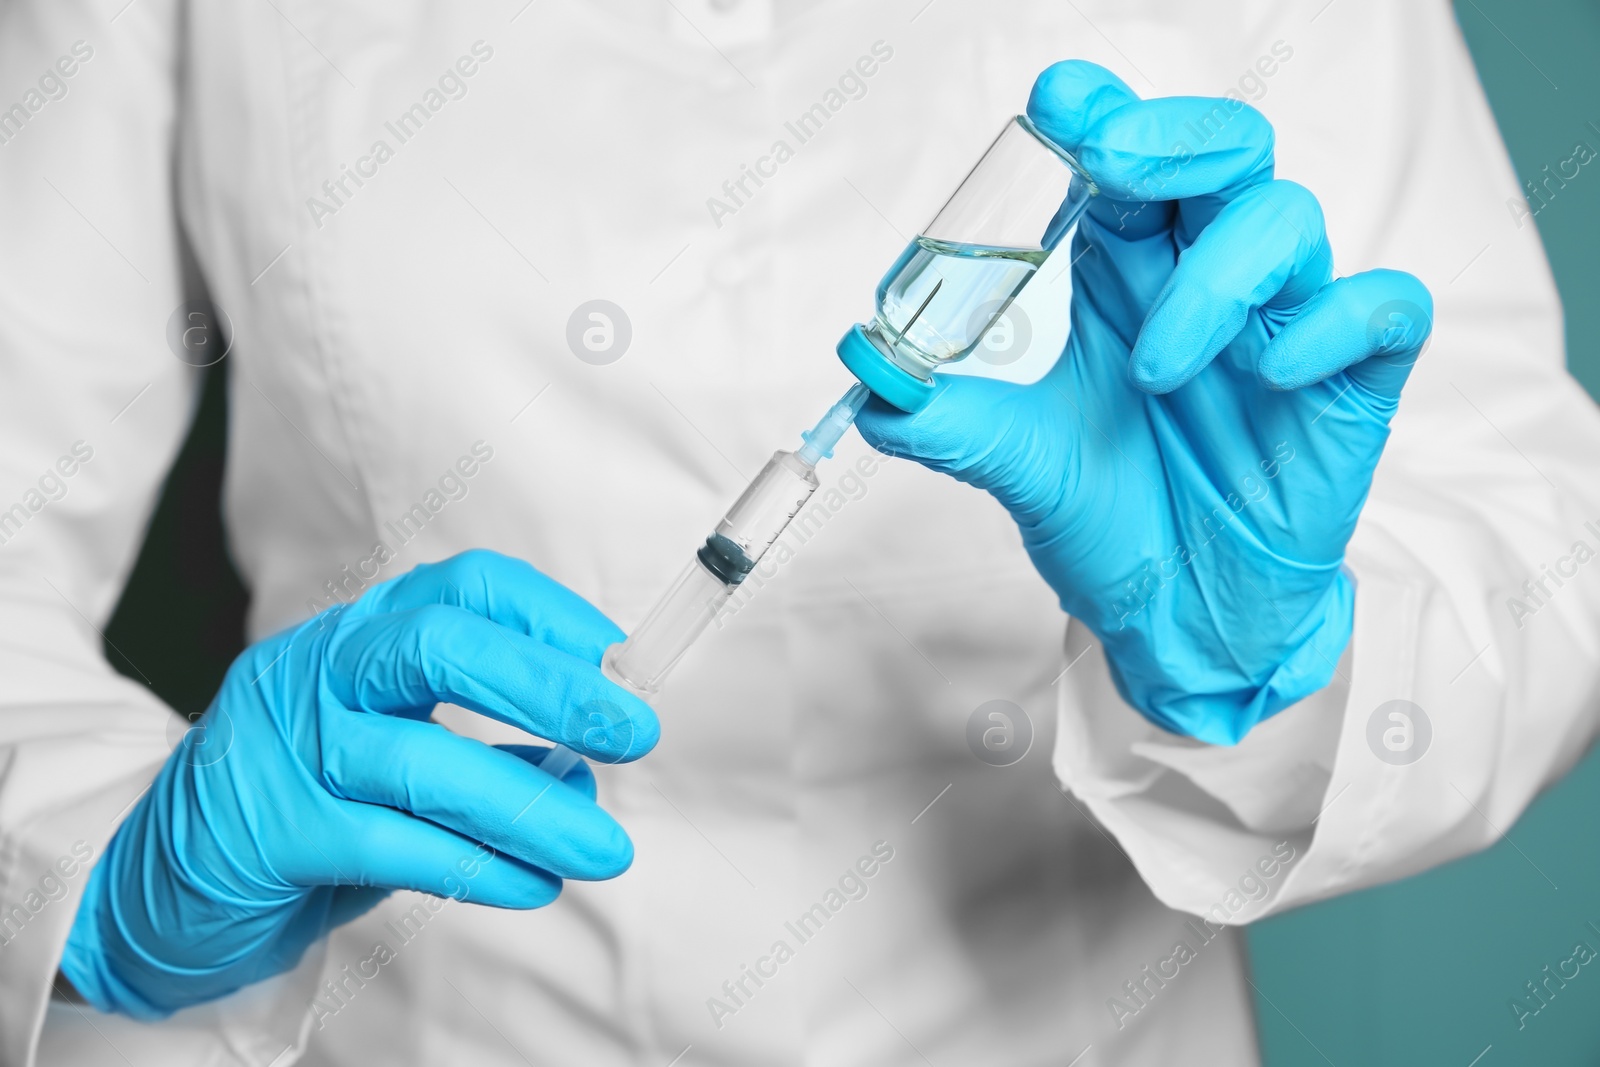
<box><xmin>540</xmin><ymin>382</ymin><xmax>872</xmax><ymax>779</ymax></box>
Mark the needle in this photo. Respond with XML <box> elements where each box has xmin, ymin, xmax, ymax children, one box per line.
<box><xmin>895</xmin><ymin>276</ymin><xmax>942</xmax><ymax>341</ymax></box>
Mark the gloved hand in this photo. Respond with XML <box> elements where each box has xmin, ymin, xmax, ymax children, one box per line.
<box><xmin>856</xmin><ymin>61</ymin><xmax>1433</xmax><ymax>745</ymax></box>
<box><xmin>61</xmin><ymin>549</ymin><xmax>658</xmax><ymax>1018</ymax></box>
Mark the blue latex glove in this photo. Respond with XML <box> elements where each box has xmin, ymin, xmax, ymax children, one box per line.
<box><xmin>855</xmin><ymin>61</ymin><xmax>1433</xmax><ymax>745</ymax></box>
<box><xmin>61</xmin><ymin>549</ymin><xmax>659</xmax><ymax>1018</ymax></box>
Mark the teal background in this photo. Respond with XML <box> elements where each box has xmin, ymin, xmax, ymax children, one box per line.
<box><xmin>1248</xmin><ymin>2</ymin><xmax>1600</xmax><ymax>1065</ymax></box>
<box><xmin>98</xmin><ymin>3</ymin><xmax>1600</xmax><ymax>1061</ymax></box>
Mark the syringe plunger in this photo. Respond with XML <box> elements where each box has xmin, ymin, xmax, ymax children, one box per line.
<box><xmin>544</xmin><ymin>383</ymin><xmax>870</xmax><ymax>774</ymax></box>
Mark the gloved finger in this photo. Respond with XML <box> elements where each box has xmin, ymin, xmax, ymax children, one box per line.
<box><xmin>1257</xmin><ymin>269</ymin><xmax>1433</xmax><ymax>401</ymax></box>
<box><xmin>1076</xmin><ymin>95</ymin><xmax>1276</xmax><ymax>244</ymax></box>
<box><xmin>499</xmin><ymin>743</ymin><xmax>599</xmax><ymax>801</ymax></box>
<box><xmin>1026</xmin><ymin>60</ymin><xmax>1141</xmax><ymax>150</ymax></box>
<box><xmin>363</xmin><ymin>549</ymin><xmax>623</xmax><ymax>664</ymax></box>
<box><xmin>326</xmin><ymin>604</ymin><xmax>660</xmax><ymax>763</ymax></box>
<box><xmin>854</xmin><ymin>376</ymin><xmax>1073</xmax><ymax>528</ymax></box>
<box><xmin>1025</xmin><ymin>60</ymin><xmax>1172</xmax><ymax>239</ymax></box>
<box><xmin>331</xmin><ymin>802</ymin><xmax>566</xmax><ymax>909</ymax></box>
<box><xmin>322</xmin><ymin>714</ymin><xmax>631</xmax><ymax>879</ymax></box>
<box><xmin>325</xmin><ymin>885</ymin><xmax>392</xmax><ymax>929</ymax></box>
<box><xmin>1130</xmin><ymin>180</ymin><xmax>1333</xmax><ymax>392</ymax></box>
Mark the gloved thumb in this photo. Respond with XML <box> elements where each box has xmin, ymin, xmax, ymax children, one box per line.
<box><xmin>853</xmin><ymin>375</ymin><xmax>1069</xmax><ymax>528</ymax></box>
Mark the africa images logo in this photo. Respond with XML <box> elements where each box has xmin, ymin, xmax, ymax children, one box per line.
<box><xmin>1365</xmin><ymin>699</ymin><xmax>1431</xmax><ymax>766</ymax></box>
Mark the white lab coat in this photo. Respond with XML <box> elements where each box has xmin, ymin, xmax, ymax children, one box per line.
<box><xmin>1</xmin><ymin>0</ymin><xmax>1596</xmax><ymax>1064</ymax></box>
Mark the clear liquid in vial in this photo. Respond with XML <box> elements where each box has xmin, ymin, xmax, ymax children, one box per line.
<box><xmin>874</xmin><ymin>236</ymin><xmax>1049</xmax><ymax>370</ymax></box>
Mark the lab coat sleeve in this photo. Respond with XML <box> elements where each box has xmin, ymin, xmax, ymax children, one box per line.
<box><xmin>1053</xmin><ymin>4</ymin><xmax>1600</xmax><ymax>921</ymax></box>
<box><xmin>0</xmin><ymin>3</ymin><xmax>315</xmax><ymax>1064</ymax></box>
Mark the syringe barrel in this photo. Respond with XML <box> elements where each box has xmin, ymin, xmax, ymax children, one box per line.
<box><xmin>604</xmin><ymin>558</ymin><xmax>734</xmax><ymax>695</ymax></box>
<box><xmin>708</xmin><ymin>451</ymin><xmax>820</xmax><ymax>578</ymax></box>
<box><xmin>604</xmin><ymin>448</ymin><xmax>823</xmax><ymax>695</ymax></box>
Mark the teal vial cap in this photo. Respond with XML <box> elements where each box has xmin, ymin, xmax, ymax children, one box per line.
<box><xmin>836</xmin><ymin>323</ymin><xmax>937</xmax><ymax>413</ymax></box>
